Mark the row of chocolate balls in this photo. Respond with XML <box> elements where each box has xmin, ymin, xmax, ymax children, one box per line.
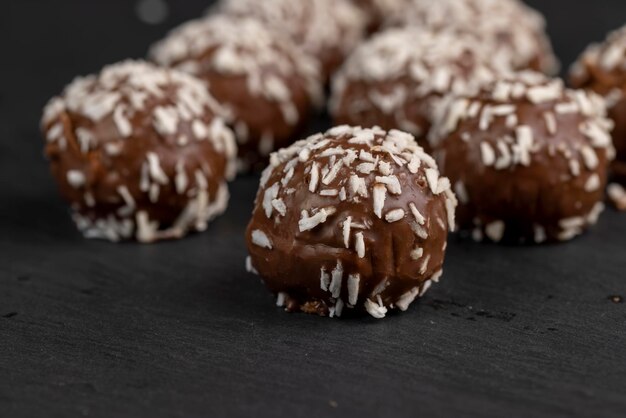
<box><xmin>40</xmin><ymin>61</ymin><xmax>613</xmax><ymax>318</ymax></box>
<box><xmin>41</xmin><ymin>0</ymin><xmax>556</xmax><ymax>242</ymax></box>
<box><xmin>148</xmin><ymin>0</ymin><xmax>560</xmax><ymax>171</ymax></box>
<box><xmin>38</xmin><ymin>1</ymin><xmax>622</xmax><ymax>318</ymax></box>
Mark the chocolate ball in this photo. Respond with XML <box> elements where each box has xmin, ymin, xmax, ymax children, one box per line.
<box><xmin>245</xmin><ymin>126</ymin><xmax>457</xmax><ymax>318</ymax></box>
<box><xmin>387</xmin><ymin>0</ymin><xmax>559</xmax><ymax>75</ymax></box>
<box><xmin>330</xmin><ymin>29</ymin><xmax>505</xmax><ymax>149</ymax></box>
<box><xmin>219</xmin><ymin>0</ymin><xmax>369</xmax><ymax>80</ymax></box>
<box><xmin>570</xmin><ymin>25</ymin><xmax>626</xmax><ymax>184</ymax></box>
<box><xmin>150</xmin><ymin>15</ymin><xmax>324</xmax><ymax>172</ymax></box>
<box><xmin>429</xmin><ymin>72</ymin><xmax>614</xmax><ymax>243</ymax></box>
<box><xmin>41</xmin><ymin>60</ymin><xmax>237</xmax><ymax>243</ymax></box>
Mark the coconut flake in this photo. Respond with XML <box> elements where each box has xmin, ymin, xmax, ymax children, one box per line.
<box><xmin>373</xmin><ymin>184</ymin><xmax>387</xmax><ymax>218</ymax></box>
<box><xmin>365</xmin><ymin>298</ymin><xmax>387</xmax><ymax>319</ymax></box>
<box><xmin>299</xmin><ymin>208</ymin><xmax>329</xmax><ymax>232</ymax></box>
<box><xmin>385</xmin><ymin>209</ymin><xmax>405</xmax><ymax>223</ymax></box>
<box><xmin>251</xmin><ymin>229</ymin><xmax>272</xmax><ymax>249</ymax></box>
<box><xmin>355</xmin><ymin>232</ymin><xmax>365</xmax><ymax>258</ymax></box>
<box><xmin>329</xmin><ymin>262</ymin><xmax>343</xmax><ymax>298</ymax></box>
<box><xmin>347</xmin><ymin>274</ymin><xmax>360</xmax><ymax>305</ymax></box>
<box><xmin>343</xmin><ymin>216</ymin><xmax>352</xmax><ymax>248</ymax></box>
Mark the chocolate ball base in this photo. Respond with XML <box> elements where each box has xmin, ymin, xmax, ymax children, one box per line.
<box><xmin>247</xmin><ymin>190</ymin><xmax>446</xmax><ymax>317</ymax></box>
<box><xmin>441</xmin><ymin>131</ymin><xmax>609</xmax><ymax>244</ymax></box>
<box><xmin>68</xmin><ymin>183</ymin><xmax>229</xmax><ymax>243</ymax></box>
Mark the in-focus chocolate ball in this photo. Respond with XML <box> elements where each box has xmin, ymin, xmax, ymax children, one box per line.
<box><xmin>150</xmin><ymin>15</ymin><xmax>324</xmax><ymax>172</ymax></box>
<box><xmin>330</xmin><ymin>29</ymin><xmax>506</xmax><ymax>150</ymax></box>
<box><xmin>219</xmin><ymin>0</ymin><xmax>369</xmax><ymax>80</ymax></box>
<box><xmin>429</xmin><ymin>72</ymin><xmax>614</xmax><ymax>243</ymax></box>
<box><xmin>41</xmin><ymin>60</ymin><xmax>237</xmax><ymax>243</ymax></box>
<box><xmin>386</xmin><ymin>0</ymin><xmax>559</xmax><ymax>75</ymax></box>
<box><xmin>570</xmin><ymin>25</ymin><xmax>626</xmax><ymax>184</ymax></box>
<box><xmin>246</xmin><ymin>126</ymin><xmax>457</xmax><ymax>318</ymax></box>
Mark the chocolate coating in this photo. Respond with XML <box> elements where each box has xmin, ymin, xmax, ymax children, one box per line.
<box><xmin>150</xmin><ymin>15</ymin><xmax>323</xmax><ymax>172</ymax></box>
<box><xmin>245</xmin><ymin>126</ymin><xmax>457</xmax><ymax>318</ymax></box>
<box><xmin>350</xmin><ymin>0</ymin><xmax>408</xmax><ymax>33</ymax></box>
<box><xmin>430</xmin><ymin>72</ymin><xmax>614</xmax><ymax>243</ymax></box>
<box><xmin>570</xmin><ymin>25</ymin><xmax>626</xmax><ymax>184</ymax></box>
<box><xmin>219</xmin><ymin>0</ymin><xmax>369</xmax><ymax>80</ymax></box>
<box><xmin>330</xmin><ymin>29</ymin><xmax>506</xmax><ymax>149</ymax></box>
<box><xmin>386</xmin><ymin>0</ymin><xmax>559</xmax><ymax>75</ymax></box>
<box><xmin>41</xmin><ymin>60</ymin><xmax>237</xmax><ymax>243</ymax></box>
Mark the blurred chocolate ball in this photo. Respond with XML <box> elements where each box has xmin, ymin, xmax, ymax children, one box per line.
<box><xmin>430</xmin><ymin>72</ymin><xmax>614</xmax><ymax>243</ymax></box>
<box><xmin>150</xmin><ymin>15</ymin><xmax>324</xmax><ymax>172</ymax></box>
<box><xmin>331</xmin><ymin>29</ymin><xmax>506</xmax><ymax>150</ymax></box>
<box><xmin>387</xmin><ymin>0</ymin><xmax>559</xmax><ymax>74</ymax></box>
<box><xmin>571</xmin><ymin>25</ymin><xmax>626</xmax><ymax>184</ymax></box>
<box><xmin>42</xmin><ymin>60</ymin><xmax>237</xmax><ymax>242</ymax></box>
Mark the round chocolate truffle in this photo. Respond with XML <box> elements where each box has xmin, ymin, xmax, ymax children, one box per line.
<box><xmin>429</xmin><ymin>72</ymin><xmax>614</xmax><ymax>243</ymax></box>
<box><xmin>219</xmin><ymin>0</ymin><xmax>369</xmax><ymax>79</ymax></box>
<box><xmin>570</xmin><ymin>25</ymin><xmax>626</xmax><ymax>184</ymax></box>
<box><xmin>330</xmin><ymin>29</ymin><xmax>505</xmax><ymax>149</ymax></box>
<box><xmin>246</xmin><ymin>126</ymin><xmax>457</xmax><ymax>318</ymax></box>
<box><xmin>41</xmin><ymin>60</ymin><xmax>237</xmax><ymax>243</ymax></box>
<box><xmin>150</xmin><ymin>15</ymin><xmax>324</xmax><ymax>172</ymax></box>
<box><xmin>386</xmin><ymin>0</ymin><xmax>559</xmax><ymax>74</ymax></box>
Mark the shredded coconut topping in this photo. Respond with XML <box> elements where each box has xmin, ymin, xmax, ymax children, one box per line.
<box><xmin>219</xmin><ymin>0</ymin><xmax>368</xmax><ymax>72</ymax></box>
<box><xmin>386</xmin><ymin>0</ymin><xmax>559</xmax><ymax>74</ymax></box>
<box><xmin>570</xmin><ymin>25</ymin><xmax>626</xmax><ymax>97</ymax></box>
<box><xmin>430</xmin><ymin>71</ymin><xmax>615</xmax><ymax>173</ymax></box>
<box><xmin>41</xmin><ymin>60</ymin><xmax>237</xmax><ymax>243</ymax></box>
<box><xmin>150</xmin><ymin>15</ymin><xmax>323</xmax><ymax>136</ymax></box>
<box><xmin>249</xmin><ymin>126</ymin><xmax>456</xmax><ymax>317</ymax></box>
<box><xmin>330</xmin><ymin>28</ymin><xmax>508</xmax><ymax>138</ymax></box>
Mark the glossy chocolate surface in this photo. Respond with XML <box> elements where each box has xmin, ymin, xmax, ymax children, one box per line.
<box><xmin>42</xmin><ymin>61</ymin><xmax>237</xmax><ymax>242</ymax></box>
<box><xmin>431</xmin><ymin>72</ymin><xmax>613</xmax><ymax>243</ymax></box>
<box><xmin>246</xmin><ymin>126</ymin><xmax>456</xmax><ymax>318</ymax></box>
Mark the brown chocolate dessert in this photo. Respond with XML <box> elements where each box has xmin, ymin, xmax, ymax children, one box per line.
<box><xmin>41</xmin><ymin>60</ymin><xmax>237</xmax><ymax>243</ymax></box>
<box><xmin>570</xmin><ymin>25</ymin><xmax>626</xmax><ymax>185</ymax></box>
<box><xmin>219</xmin><ymin>0</ymin><xmax>369</xmax><ymax>80</ymax></box>
<box><xmin>350</xmin><ymin>0</ymin><xmax>408</xmax><ymax>33</ymax></box>
<box><xmin>430</xmin><ymin>71</ymin><xmax>614</xmax><ymax>243</ymax></box>
<box><xmin>150</xmin><ymin>15</ymin><xmax>324</xmax><ymax>172</ymax></box>
<box><xmin>330</xmin><ymin>29</ymin><xmax>506</xmax><ymax>149</ymax></box>
<box><xmin>246</xmin><ymin>126</ymin><xmax>457</xmax><ymax>318</ymax></box>
<box><xmin>386</xmin><ymin>0</ymin><xmax>559</xmax><ymax>75</ymax></box>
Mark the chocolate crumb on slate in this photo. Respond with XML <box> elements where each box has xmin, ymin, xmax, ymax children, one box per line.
<box><xmin>246</xmin><ymin>126</ymin><xmax>457</xmax><ymax>319</ymax></box>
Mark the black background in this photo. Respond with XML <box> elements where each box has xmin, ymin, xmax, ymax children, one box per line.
<box><xmin>2</xmin><ymin>1</ymin><xmax>626</xmax><ymax>417</ymax></box>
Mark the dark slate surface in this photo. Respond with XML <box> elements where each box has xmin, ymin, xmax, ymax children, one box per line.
<box><xmin>1</xmin><ymin>1</ymin><xmax>626</xmax><ymax>417</ymax></box>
